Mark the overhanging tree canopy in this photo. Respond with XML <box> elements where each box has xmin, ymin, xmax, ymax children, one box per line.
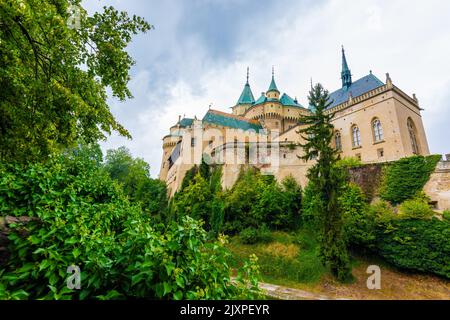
<box><xmin>0</xmin><ymin>0</ymin><xmax>151</xmax><ymax>161</ymax></box>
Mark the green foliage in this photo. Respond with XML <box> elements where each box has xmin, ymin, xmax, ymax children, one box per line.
<box><xmin>222</xmin><ymin>169</ymin><xmax>302</xmax><ymax>234</ymax></box>
<box><xmin>336</xmin><ymin>157</ymin><xmax>363</xmax><ymax>169</ymax></box>
<box><xmin>239</xmin><ymin>226</ymin><xmax>273</xmax><ymax>245</ymax></box>
<box><xmin>380</xmin><ymin>155</ymin><xmax>441</xmax><ymax>204</ymax></box>
<box><xmin>398</xmin><ymin>196</ymin><xmax>434</xmax><ymax>220</ymax></box>
<box><xmin>104</xmin><ymin>147</ymin><xmax>168</xmax><ymax>218</ymax></box>
<box><xmin>368</xmin><ymin>200</ymin><xmax>396</xmax><ymax>228</ymax></box>
<box><xmin>339</xmin><ymin>183</ymin><xmax>376</xmax><ymax>248</ymax></box>
<box><xmin>180</xmin><ymin>165</ymin><xmax>199</xmax><ymax>192</ymax></box>
<box><xmin>376</xmin><ymin>218</ymin><xmax>450</xmax><ymax>278</ymax></box>
<box><xmin>301</xmin><ymin>181</ymin><xmax>321</xmax><ymax>227</ymax></box>
<box><xmin>172</xmin><ymin>174</ymin><xmax>213</xmax><ymax>227</ymax></box>
<box><xmin>298</xmin><ymin>83</ymin><xmax>352</xmax><ymax>282</ymax></box>
<box><xmin>227</xmin><ymin>230</ymin><xmax>326</xmax><ymax>284</ymax></box>
<box><xmin>0</xmin><ymin>0</ymin><xmax>152</xmax><ymax>162</ymax></box>
<box><xmin>339</xmin><ymin>193</ymin><xmax>449</xmax><ymax>279</ymax></box>
<box><xmin>280</xmin><ymin>175</ymin><xmax>303</xmax><ymax>230</ymax></box>
<box><xmin>0</xmin><ymin>148</ymin><xmax>260</xmax><ymax>299</ymax></box>
<box><xmin>443</xmin><ymin>210</ymin><xmax>450</xmax><ymax>221</ymax></box>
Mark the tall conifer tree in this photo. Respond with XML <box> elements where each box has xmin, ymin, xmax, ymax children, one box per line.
<box><xmin>298</xmin><ymin>83</ymin><xmax>352</xmax><ymax>281</ymax></box>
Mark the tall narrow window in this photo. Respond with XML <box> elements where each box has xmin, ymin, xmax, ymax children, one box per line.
<box><xmin>372</xmin><ymin>118</ymin><xmax>383</xmax><ymax>142</ymax></box>
<box><xmin>335</xmin><ymin>131</ymin><xmax>342</xmax><ymax>151</ymax></box>
<box><xmin>352</xmin><ymin>125</ymin><xmax>361</xmax><ymax>148</ymax></box>
<box><xmin>407</xmin><ymin>118</ymin><xmax>419</xmax><ymax>154</ymax></box>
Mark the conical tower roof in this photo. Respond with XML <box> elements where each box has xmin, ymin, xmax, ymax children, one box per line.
<box><xmin>236</xmin><ymin>67</ymin><xmax>255</xmax><ymax>105</ymax></box>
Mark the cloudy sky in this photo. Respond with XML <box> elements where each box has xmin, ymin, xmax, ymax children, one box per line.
<box><xmin>84</xmin><ymin>0</ymin><xmax>450</xmax><ymax>177</ymax></box>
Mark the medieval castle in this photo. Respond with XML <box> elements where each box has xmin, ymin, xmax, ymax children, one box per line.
<box><xmin>159</xmin><ymin>48</ymin><xmax>430</xmax><ymax>197</ymax></box>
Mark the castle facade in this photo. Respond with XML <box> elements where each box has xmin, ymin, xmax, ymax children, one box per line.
<box><xmin>159</xmin><ymin>48</ymin><xmax>430</xmax><ymax>196</ymax></box>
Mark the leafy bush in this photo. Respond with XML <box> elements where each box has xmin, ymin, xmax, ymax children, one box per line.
<box><xmin>0</xmin><ymin>150</ymin><xmax>260</xmax><ymax>299</ymax></box>
<box><xmin>301</xmin><ymin>181</ymin><xmax>322</xmax><ymax>227</ymax></box>
<box><xmin>239</xmin><ymin>226</ymin><xmax>273</xmax><ymax>245</ymax></box>
<box><xmin>398</xmin><ymin>197</ymin><xmax>434</xmax><ymax>220</ymax></box>
<box><xmin>368</xmin><ymin>200</ymin><xmax>396</xmax><ymax>228</ymax></box>
<box><xmin>380</xmin><ymin>155</ymin><xmax>441</xmax><ymax>204</ymax></box>
<box><xmin>376</xmin><ymin>218</ymin><xmax>450</xmax><ymax>278</ymax></box>
<box><xmin>104</xmin><ymin>146</ymin><xmax>168</xmax><ymax>218</ymax></box>
<box><xmin>336</xmin><ymin>157</ymin><xmax>363</xmax><ymax>169</ymax></box>
<box><xmin>443</xmin><ymin>210</ymin><xmax>450</xmax><ymax>221</ymax></box>
<box><xmin>340</xmin><ymin>183</ymin><xmax>376</xmax><ymax>248</ymax></box>
<box><xmin>223</xmin><ymin>169</ymin><xmax>301</xmax><ymax>234</ymax></box>
<box><xmin>171</xmin><ymin>174</ymin><xmax>213</xmax><ymax>227</ymax></box>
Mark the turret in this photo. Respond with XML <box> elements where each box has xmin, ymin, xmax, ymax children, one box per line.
<box><xmin>232</xmin><ymin>67</ymin><xmax>255</xmax><ymax>116</ymax></box>
<box><xmin>266</xmin><ymin>66</ymin><xmax>280</xmax><ymax>99</ymax></box>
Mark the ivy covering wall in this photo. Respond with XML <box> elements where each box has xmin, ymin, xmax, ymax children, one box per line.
<box><xmin>379</xmin><ymin>155</ymin><xmax>442</xmax><ymax>204</ymax></box>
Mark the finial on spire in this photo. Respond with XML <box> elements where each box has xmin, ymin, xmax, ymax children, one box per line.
<box><xmin>310</xmin><ymin>77</ymin><xmax>313</xmax><ymax>90</ymax></box>
<box><xmin>267</xmin><ymin>66</ymin><xmax>279</xmax><ymax>93</ymax></box>
<box><xmin>246</xmin><ymin>67</ymin><xmax>249</xmax><ymax>84</ymax></box>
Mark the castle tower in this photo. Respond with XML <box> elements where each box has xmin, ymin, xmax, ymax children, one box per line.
<box><xmin>159</xmin><ymin>116</ymin><xmax>183</xmax><ymax>181</ymax></box>
<box><xmin>262</xmin><ymin>67</ymin><xmax>282</xmax><ymax>133</ymax></box>
<box><xmin>266</xmin><ymin>66</ymin><xmax>280</xmax><ymax>99</ymax></box>
<box><xmin>232</xmin><ymin>67</ymin><xmax>255</xmax><ymax>116</ymax></box>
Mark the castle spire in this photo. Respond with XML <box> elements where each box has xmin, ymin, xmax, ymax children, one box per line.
<box><xmin>246</xmin><ymin>66</ymin><xmax>249</xmax><ymax>84</ymax></box>
<box><xmin>236</xmin><ymin>67</ymin><xmax>255</xmax><ymax>105</ymax></box>
<box><xmin>341</xmin><ymin>46</ymin><xmax>352</xmax><ymax>89</ymax></box>
<box><xmin>268</xmin><ymin>66</ymin><xmax>279</xmax><ymax>93</ymax></box>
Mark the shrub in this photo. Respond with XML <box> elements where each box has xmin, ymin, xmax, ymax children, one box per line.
<box><xmin>223</xmin><ymin>169</ymin><xmax>301</xmax><ymax>233</ymax></box>
<box><xmin>376</xmin><ymin>218</ymin><xmax>450</xmax><ymax>278</ymax></box>
<box><xmin>239</xmin><ymin>226</ymin><xmax>273</xmax><ymax>245</ymax></box>
<box><xmin>171</xmin><ymin>173</ymin><xmax>213</xmax><ymax>227</ymax></box>
<box><xmin>380</xmin><ymin>155</ymin><xmax>441</xmax><ymax>204</ymax></box>
<box><xmin>398</xmin><ymin>197</ymin><xmax>434</xmax><ymax>220</ymax></box>
<box><xmin>336</xmin><ymin>157</ymin><xmax>363</xmax><ymax>169</ymax></box>
<box><xmin>443</xmin><ymin>210</ymin><xmax>450</xmax><ymax>221</ymax></box>
<box><xmin>369</xmin><ymin>200</ymin><xmax>396</xmax><ymax>227</ymax></box>
<box><xmin>340</xmin><ymin>183</ymin><xmax>376</xmax><ymax>248</ymax></box>
<box><xmin>0</xmin><ymin>150</ymin><xmax>260</xmax><ymax>299</ymax></box>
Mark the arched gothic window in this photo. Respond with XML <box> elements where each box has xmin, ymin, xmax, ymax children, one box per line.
<box><xmin>352</xmin><ymin>125</ymin><xmax>361</xmax><ymax>148</ymax></box>
<box><xmin>407</xmin><ymin>118</ymin><xmax>419</xmax><ymax>154</ymax></box>
<box><xmin>372</xmin><ymin>118</ymin><xmax>383</xmax><ymax>142</ymax></box>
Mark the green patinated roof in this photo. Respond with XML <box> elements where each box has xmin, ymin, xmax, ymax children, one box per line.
<box><xmin>203</xmin><ymin>110</ymin><xmax>262</xmax><ymax>131</ymax></box>
<box><xmin>254</xmin><ymin>93</ymin><xmax>267</xmax><ymax>105</ymax></box>
<box><xmin>268</xmin><ymin>75</ymin><xmax>279</xmax><ymax>93</ymax></box>
<box><xmin>280</xmin><ymin>93</ymin><xmax>304</xmax><ymax>108</ymax></box>
<box><xmin>237</xmin><ymin>83</ymin><xmax>255</xmax><ymax>105</ymax></box>
<box><xmin>179</xmin><ymin>118</ymin><xmax>194</xmax><ymax>127</ymax></box>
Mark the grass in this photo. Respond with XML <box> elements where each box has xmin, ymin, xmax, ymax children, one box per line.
<box><xmin>226</xmin><ymin>228</ymin><xmax>326</xmax><ymax>284</ymax></box>
<box><xmin>226</xmin><ymin>230</ymin><xmax>450</xmax><ymax>300</ymax></box>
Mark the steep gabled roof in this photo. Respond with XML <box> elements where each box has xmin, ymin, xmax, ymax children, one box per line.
<box><xmin>202</xmin><ymin>109</ymin><xmax>262</xmax><ymax>131</ymax></box>
<box><xmin>327</xmin><ymin>73</ymin><xmax>384</xmax><ymax>109</ymax></box>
